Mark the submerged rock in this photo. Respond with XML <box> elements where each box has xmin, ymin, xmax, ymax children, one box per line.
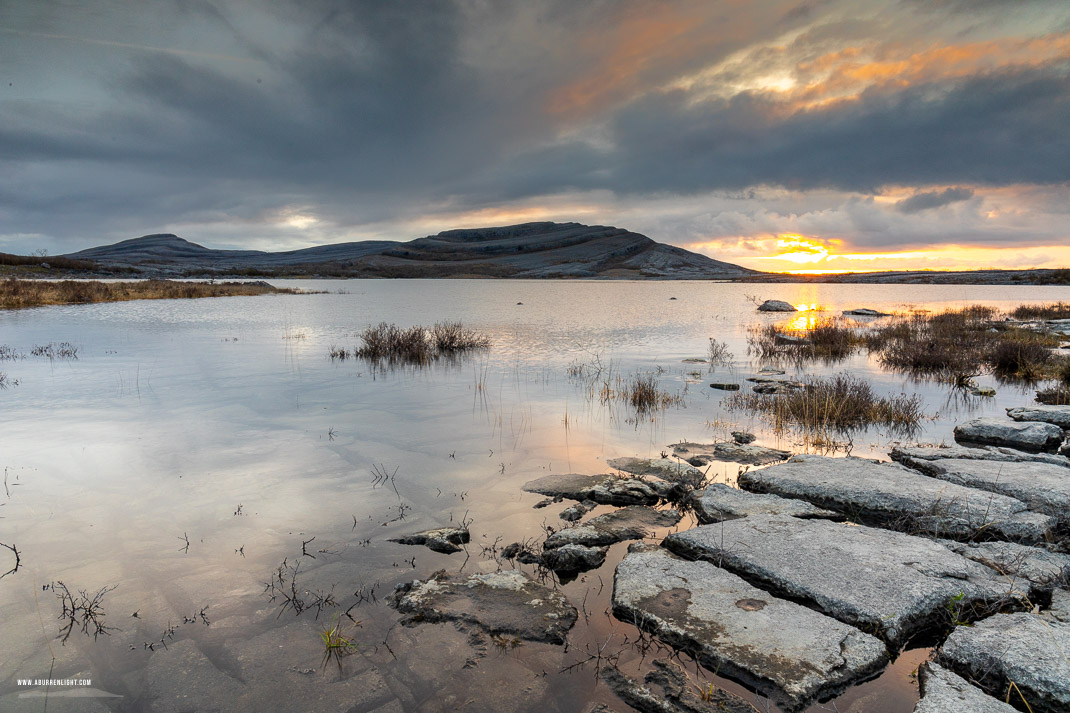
<box><xmin>709</xmin><ymin>382</ymin><xmax>740</xmax><ymax>391</ymax></box>
<box><xmin>939</xmin><ymin>611</ymin><xmax>1070</xmax><ymax>713</ymax></box>
<box><xmin>390</xmin><ymin>570</ymin><xmax>577</xmax><ymax>644</ymax></box>
<box><xmin>663</xmin><ymin>515</ymin><xmax>1021</xmax><ymax>649</ymax></box>
<box><xmin>544</xmin><ymin>506</ymin><xmax>681</xmax><ymax>548</ymax></box>
<box><xmin>601</xmin><ymin>659</ymin><xmax>759</xmax><ymax>713</ymax></box>
<box><xmin>915</xmin><ymin>663</ymin><xmax>1016</xmax><ymax>713</ymax></box>
<box><xmin>842</xmin><ymin>308</ymin><xmax>891</xmax><ymax>317</ymax></box>
<box><xmin>1006</xmin><ymin>404</ymin><xmax>1070</xmax><ymax>429</ymax></box>
<box><xmin>388</xmin><ymin>527</ymin><xmax>470</xmax><ymax>554</ymax></box>
<box><xmin>612</xmin><ymin>544</ymin><xmax>887</xmax><ymax>711</ymax></box>
<box><xmin>540</xmin><ymin>543</ymin><xmax>608</xmax><ymax>573</ymax></box>
<box><xmin>607</xmin><ymin>457</ymin><xmax>705</xmax><ymax>487</ymax></box>
<box><xmin>756</xmin><ymin>300</ymin><xmax>796</xmax><ymax>312</ymax></box>
<box><xmin>523</xmin><ymin>473</ymin><xmax>660</xmax><ymax>506</ymax></box>
<box><xmin>752</xmin><ymin>381</ymin><xmax>805</xmax><ymax>395</ymax></box>
<box><xmin>738</xmin><ymin>455</ymin><xmax>1055</xmax><ymax>543</ymax></box>
<box><xmin>670</xmin><ymin>441</ymin><xmax>791</xmax><ymax>466</ymax></box>
<box><xmin>954</xmin><ymin>418</ymin><xmax>1064</xmax><ymax>451</ymax></box>
<box><xmin>688</xmin><ymin>484</ymin><xmax>838</xmax><ymax>524</ymax></box>
<box><xmin>900</xmin><ymin>457</ymin><xmax>1070</xmax><ymax>527</ymax></box>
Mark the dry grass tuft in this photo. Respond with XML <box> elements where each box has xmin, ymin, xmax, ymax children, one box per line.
<box><xmin>727</xmin><ymin>373</ymin><xmax>923</xmax><ymax>436</ymax></box>
<box><xmin>354</xmin><ymin>322</ymin><xmax>489</xmax><ymax>364</ymax></box>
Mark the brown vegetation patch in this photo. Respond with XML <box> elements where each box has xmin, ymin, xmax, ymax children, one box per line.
<box><xmin>0</xmin><ymin>278</ymin><xmax>296</xmax><ymax>309</ymax></box>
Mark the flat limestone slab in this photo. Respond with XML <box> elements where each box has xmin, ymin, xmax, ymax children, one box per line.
<box><xmin>915</xmin><ymin>663</ymin><xmax>1016</xmax><ymax>713</ymax></box>
<box><xmin>544</xmin><ymin>505</ymin><xmax>681</xmax><ymax>548</ymax></box>
<box><xmin>890</xmin><ymin>444</ymin><xmax>1070</xmax><ymax>470</ymax></box>
<box><xmin>612</xmin><ymin>545</ymin><xmax>888</xmax><ymax>711</ymax></box>
<box><xmin>954</xmin><ymin>418</ymin><xmax>1064</xmax><ymax>451</ymax></box>
<box><xmin>1007</xmin><ymin>404</ymin><xmax>1070</xmax><ymax>429</ymax></box>
<box><xmin>390</xmin><ymin>570</ymin><xmax>577</xmax><ymax>644</ymax></box>
<box><xmin>941</xmin><ymin>540</ymin><xmax>1070</xmax><ymax>590</ymax></box>
<box><xmin>607</xmin><ymin>457</ymin><xmax>704</xmax><ymax>487</ymax></box>
<box><xmin>939</xmin><ymin>612</ymin><xmax>1070</xmax><ymax>713</ymax></box>
<box><xmin>663</xmin><ymin>514</ymin><xmax>1016</xmax><ymax>649</ymax></box>
<box><xmin>904</xmin><ymin>458</ymin><xmax>1070</xmax><ymax>526</ymax></box>
<box><xmin>522</xmin><ymin>473</ymin><xmax>660</xmax><ymax>506</ymax></box>
<box><xmin>737</xmin><ymin>455</ymin><xmax>1055</xmax><ymax>543</ymax></box>
<box><xmin>688</xmin><ymin>484</ymin><xmax>838</xmax><ymax>524</ymax></box>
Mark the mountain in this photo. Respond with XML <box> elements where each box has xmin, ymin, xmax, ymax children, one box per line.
<box><xmin>64</xmin><ymin>222</ymin><xmax>754</xmax><ymax>279</ymax></box>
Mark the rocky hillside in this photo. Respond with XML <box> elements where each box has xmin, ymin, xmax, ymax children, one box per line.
<box><xmin>64</xmin><ymin>222</ymin><xmax>753</xmax><ymax>279</ymax></box>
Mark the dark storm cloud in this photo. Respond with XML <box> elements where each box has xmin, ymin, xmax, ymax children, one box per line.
<box><xmin>895</xmin><ymin>187</ymin><xmax>974</xmax><ymax>213</ymax></box>
<box><xmin>1</xmin><ymin>0</ymin><xmax>1069</xmax><ymax>256</ymax></box>
<box><xmin>481</xmin><ymin>63</ymin><xmax>1070</xmax><ymax>199</ymax></box>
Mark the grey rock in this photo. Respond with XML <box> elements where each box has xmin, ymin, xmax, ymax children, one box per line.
<box><xmin>671</xmin><ymin>441</ymin><xmax>791</xmax><ymax>466</ymax></box>
<box><xmin>601</xmin><ymin>659</ymin><xmax>759</xmax><ymax>713</ymax></box>
<box><xmin>756</xmin><ymin>368</ymin><xmax>785</xmax><ymax>375</ymax></box>
<box><xmin>954</xmin><ymin>418</ymin><xmax>1064</xmax><ymax>451</ymax></box>
<box><xmin>1061</xmin><ymin>436</ymin><xmax>1070</xmax><ymax>457</ymax></box>
<box><xmin>891</xmin><ymin>444</ymin><xmax>1070</xmax><ymax>470</ymax></box>
<box><xmin>1048</xmin><ymin>588</ymin><xmax>1070</xmax><ymax>622</ymax></box>
<box><xmin>560</xmin><ymin>499</ymin><xmax>597</xmax><ymax>522</ymax></box>
<box><xmin>915</xmin><ymin>662</ymin><xmax>1016</xmax><ymax>713</ymax></box>
<box><xmin>608</xmin><ymin>457</ymin><xmax>705</xmax><ymax>487</ymax></box>
<box><xmin>390</xmin><ymin>570</ymin><xmax>577</xmax><ymax>644</ymax></box>
<box><xmin>545</xmin><ymin>506</ymin><xmax>682</xmax><ymax>548</ymax></box>
<box><xmin>388</xmin><ymin>527</ymin><xmax>470</xmax><ymax>554</ymax></box>
<box><xmin>688</xmin><ymin>484</ymin><xmax>838</xmax><ymax>524</ymax></box>
<box><xmin>901</xmin><ymin>458</ymin><xmax>1070</xmax><ymax>526</ymax></box>
<box><xmin>709</xmin><ymin>382</ymin><xmax>740</xmax><ymax>391</ymax></box>
<box><xmin>1006</xmin><ymin>404</ymin><xmax>1070</xmax><ymax>429</ymax></box>
<box><xmin>842</xmin><ymin>308</ymin><xmax>891</xmax><ymax>317</ymax></box>
<box><xmin>731</xmin><ymin>431</ymin><xmax>756</xmax><ymax>444</ymax></box>
<box><xmin>738</xmin><ymin>455</ymin><xmax>1055</xmax><ymax>543</ymax></box>
<box><xmin>939</xmin><ymin>612</ymin><xmax>1070</xmax><ymax>713</ymax></box>
<box><xmin>523</xmin><ymin>473</ymin><xmax>660</xmax><ymax>506</ymax></box>
<box><xmin>612</xmin><ymin>545</ymin><xmax>888</xmax><ymax>711</ymax></box>
<box><xmin>664</xmin><ymin>515</ymin><xmax>1022</xmax><ymax>649</ymax></box>
<box><xmin>753</xmin><ymin>381</ymin><xmax>805</xmax><ymax>394</ymax></box>
<box><xmin>541</xmin><ymin>543</ymin><xmax>608</xmax><ymax>573</ymax></box>
<box><xmin>942</xmin><ymin>540</ymin><xmax>1070</xmax><ymax>591</ymax></box>
<box><xmin>756</xmin><ymin>300</ymin><xmax>797</xmax><ymax>312</ymax></box>
<box><xmin>969</xmin><ymin>386</ymin><xmax>997</xmax><ymax>397</ymax></box>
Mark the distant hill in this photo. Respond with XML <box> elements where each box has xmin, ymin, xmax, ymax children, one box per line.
<box><xmin>64</xmin><ymin>222</ymin><xmax>755</xmax><ymax>279</ymax></box>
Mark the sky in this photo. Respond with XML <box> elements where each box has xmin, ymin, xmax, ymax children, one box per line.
<box><xmin>2</xmin><ymin>0</ymin><xmax>1069</xmax><ymax>273</ymax></box>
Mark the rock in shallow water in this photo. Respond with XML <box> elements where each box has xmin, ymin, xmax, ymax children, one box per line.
<box><xmin>612</xmin><ymin>544</ymin><xmax>887</xmax><ymax>711</ymax></box>
<box><xmin>390</xmin><ymin>570</ymin><xmax>577</xmax><ymax>644</ymax></box>
<box><xmin>670</xmin><ymin>441</ymin><xmax>791</xmax><ymax>466</ymax></box>
<box><xmin>663</xmin><ymin>514</ymin><xmax>1022</xmax><ymax>649</ymax></box>
<box><xmin>954</xmin><ymin>417</ymin><xmax>1064</xmax><ymax>451</ymax></box>
<box><xmin>939</xmin><ymin>610</ymin><xmax>1070</xmax><ymax>713</ymax></box>
<box><xmin>540</xmin><ymin>543</ymin><xmax>608</xmax><ymax>573</ymax></box>
<box><xmin>899</xmin><ymin>457</ymin><xmax>1070</xmax><ymax>527</ymax></box>
<box><xmin>1006</xmin><ymin>404</ymin><xmax>1070</xmax><ymax>429</ymax></box>
<box><xmin>544</xmin><ymin>505</ymin><xmax>682</xmax><ymax>548</ymax></box>
<box><xmin>738</xmin><ymin>454</ymin><xmax>1055</xmax><ymax>543</ymax></box>
<box><xmin>388</xmin><ymin>527</ymin><xmax>470</xmax><ymax>554</ymax></box>
<box><xmin>687</xmin><ymin>484</ymin><xmax>838</xmax><ymax>524</ymax></box>
<box><xmin>523</xmin><ymin>473</ymin><xmax>660</xmax><ymax>506</ymax></box>
<box><xmin>601</xmin><ymin>659</ymin><xmax>760</xmax><ymax>713</ymax></box>
<box><xmin>890</xmin><ymin>444</ymin><xmax>1070</xmax><ymax>470</ymax></box>
<box><xmin>914</xmin><ymin>662</ymin><xmax>1016</xmax><ymax>713</ymax></box>
<box><xmin>756</xmin><ymin>300</ymin><xmax>797</xmax><ymax>312</ymax></box>
<box><xmin>607</xmin><ymin>457</ymin><xmax>705</xmax><ymax>487</ymax></box>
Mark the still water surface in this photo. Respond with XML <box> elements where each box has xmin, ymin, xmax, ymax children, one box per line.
<box><xmin>1</xmin><ymin>280</ymin><xmax>1067</xmax><ymax>712</ymax></box>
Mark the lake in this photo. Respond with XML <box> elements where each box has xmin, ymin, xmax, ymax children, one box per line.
<box><xmin>1</xmin><ymin>279</ymin><xmax>1067</xmax><ymax>713</ymax></box>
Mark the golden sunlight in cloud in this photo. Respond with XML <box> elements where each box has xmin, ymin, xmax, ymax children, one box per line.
<box><xmin>694</xmin><ymin>234</ymin><xmax>1070</xmax><ymax>274</ymax></box>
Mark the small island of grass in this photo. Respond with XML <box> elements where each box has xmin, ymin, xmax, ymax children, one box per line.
<box><xmin>0</xmin><ymin>278</ymin><xmax>298</xmax><ymax>310</ymax></box>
